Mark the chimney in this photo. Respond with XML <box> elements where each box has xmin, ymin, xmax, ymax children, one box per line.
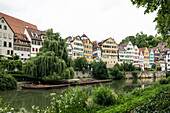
<box><xmin>155</xmin><ymin>34</ymin><xmax>157</xmax><ymax>38</ymax></box>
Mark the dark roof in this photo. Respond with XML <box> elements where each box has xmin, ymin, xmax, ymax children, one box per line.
<box><xmin>26</xmin><ymin>28</ymin><xmax>46</xmax><ymax>40</ymax></box>
<box><xmin>119</xmin><ymin>41</ymin><xmax>130</xmax><ymax>47</ymax></box>
<box><xmin>15</xmin><ymin>33</ymin><xmax>30</xmax><ymax>42</ymax></box>
<box><xmin>0</xmin><ymin>12</ymin><xmax>37</xmax><ymax>34</ymax></box>
<box><xmin>66</xmin><ymin>36</ymin><xmax>72</xmax><ymax>41</ymax></box>
<box><xmin>102</xmin><ymin>37</ymin><xmax>117</xmax><ymax>44</ymax></box>
<box><xmin>139</xmin><ymin>47</ymin><xmax>147</xmax><ymax>54</ymax></box>
<box><xmin>81</xmin><ymin>34</ymin><xmax>87</xmax><ymax>37</ymax></box>
<box><xmin>14</xmin><ymin>42</ymin><xmax>31</xmax><ymax>47</ymax></box>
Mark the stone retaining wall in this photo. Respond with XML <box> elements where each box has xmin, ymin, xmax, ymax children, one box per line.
<box><xmin>74</xmin><ymin>71</ymin><xmax>91</xmax><ymax>78</ymax></box>
<box><xmin>125</xmin><ymin>71</ymin><xmax>166</xmax><ymax>79</ymax></box>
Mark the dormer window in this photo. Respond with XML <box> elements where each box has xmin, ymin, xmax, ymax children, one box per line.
<box><xmin>1</xmin><ymin>19</ymin><xmax>4</xmax><ymax>23</ymax></box>
<box><xmin>34</xmin><ymin>34</ymin><xmax>36</xmax><ymax>38</ymax></box>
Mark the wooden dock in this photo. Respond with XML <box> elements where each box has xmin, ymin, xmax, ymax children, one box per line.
<box><xmin>21</xmin><ymin>79</ymin><xmax>112</xmax><ymax>89</ymax></box>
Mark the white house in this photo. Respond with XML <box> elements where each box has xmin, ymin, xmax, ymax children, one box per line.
<box><xmin>133</xmin><ymin>45</ymin><xmax>139</xmax><ymax>67</ymax></box>
<box><xmin>139</xmin><ymin>50</ymin><xmax>144</xmax><ymax>70</ymax></box>
<box><xmin>93</xmin><ymin>41</ymin><xmax>101</xmax><ymax>62</ymax></box>
<box><xmin>24</xmin><ymin>27</ymin><xmax>47</xmax><ymax>57</ymax></box>
<box><xmin>166</xmin><ymin>51</ymin><xmax>170</xmax><ymax>71</ymax></box>
<box><xmin>65</xmin><ymin>36</ymin><xmax>73</xmax><ymax>58</ymax></box>
<box><xmin>118</xmin><ymin>41</ymin><xmax>134</xmax><ymax>64</ymax></box>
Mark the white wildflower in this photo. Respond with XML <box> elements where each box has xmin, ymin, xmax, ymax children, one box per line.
<box><xmin>50</xmin><ymin>93</ymin><xmax>56</xmax><ymax>96</ymax></box>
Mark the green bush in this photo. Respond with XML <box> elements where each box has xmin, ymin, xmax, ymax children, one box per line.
<box><xmin>132</xmin><ymin>72</ymin><xmax>138</xmax><ymax>79</ymax></box>
<box><xmin>157</xmin><ymin>67</ymin><xmax>161</xmax><ymax>71</ymax></box>
<box><xmin>167</xmin><ymin>76</ymin><xmax>170</xmax><ymax>83</ymax></box>
<box><xmin>68</xmin><ymin>67</ymin><xmax>75</xmax><ymax>79</ymax></box>
<box><xmin>159</xmin><ymin>78</ymin><xmax>168</xmax><ymax>84</ymax></box>
<box><xmin>92</xmin><ymin>84</ymin><xmax>117</xmax><ymax>106</ymax></box>
<box><xmin>166</xmin><ymin>71</ymin><xmax>170</xmax><ymax>77</ymax></box>
<box><xmin>150</xmin><ymin>68</ymin><xmax>156</xmax><ymax>71</ymax></box>
<box><xmin>0</xmin><ymin>72</ymin><xmax>17</xmax><ymax>90</ymax></box>
<box><xmin>82</xmin><ymin>67</ymin><xmax>85</xmax><ymax>74</ymax></box>
<box><xmin>33</xmin><ymin>88</ymin><xmax>90</xmax><ymax>113</ymax></box>
<box><xmin>109</xmin><ymin>67</ymin><xmax>125</xmax><ymax>80</ymax></box>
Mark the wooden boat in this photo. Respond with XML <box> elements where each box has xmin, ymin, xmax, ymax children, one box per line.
<box><xmin>21</xmin><ymin>79</ymin><xmax>112</xmax><ymax>89</ymax></box>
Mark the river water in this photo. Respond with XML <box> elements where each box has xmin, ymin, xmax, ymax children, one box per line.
<box><xmin>0</xmin><ymin>78</ymin><xmax>161</xmax><ymax>111</ymax></box>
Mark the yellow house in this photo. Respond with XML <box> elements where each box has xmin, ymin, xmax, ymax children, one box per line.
<box><xmin>101</xmin><ymin>37</ymin><xmax>118</xmax><ymax>68</ymax></box>
<box><xmin>71</xmin><ymin>36</ymin><xmax>84</xmax><ymax>60</ymax></box>
<box><xmin>83</xmin><ymin>38</ymin><xmax>93</xmax><ymax>64</ymax></box>
<box><xmin>139</xmin><ymin>47</ymin><xmax>150</xmax><ymax>69</ymax></box>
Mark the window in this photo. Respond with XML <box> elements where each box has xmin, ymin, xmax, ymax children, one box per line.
<box><xmin>14</xmin><ymin>47</ymin><xmax>17</xmax><ymax>50</ymax></box>
<box><xmin>21</xmin><ymin>54</ymin><xmax>23</xmax><ymax>56</ymax></box>
<box><xmin>89</xmin><ymin>56</ymin><xmax>92</xmax><ymax>59</ymax></box>
<box><xmin>36</xmin><ymin>48</ymin><xmax>38</xmax><ymax>52</ymax></box>
<box><xmin>3</xmin><ymin>33</ymin><xmax>7</xmax><ymax>38</ymax></box>
<box><xmin>27</xmin><ymin>48</ymin><xmax>30</xmax><ymax>52</ymax></box>
<box><xmin>4</xmin><ymin>26</ymin><xmax>7</xmax><ymax>30</ymax></box>
<box><xmin>24</xmin><ymin>48</ymin><xmax>26</xmax><ymax>51</ymax></box>
<box><xmin>0</xmin><ymin>25</ymin><xmax>1</xmax><ymax>29</ymax></box>
<box><xmin>32</xmin><ymin>48</ymin><xmax>34</xmax><ymax>51</ymax></box>
<box><xmin>3</xmin><ymin>41</ymin><xmax>7</xmax><ymax>47</ymax></box>
<box><xmin>9</xmin><ymin>42</ymin><xmax>12</xmax><ymax>47</ymax></box>
<box><xmin>11</xmin><ymin>50</ymin><xmax>13</xmax><ymax>55</ymax></box>
<box><xmin>0</xmin><ymin>49</ymin><xmax>1</xmax><ymax>54</ymax></box>
<box><xmin>28</xmin><ymin>54</ymin><xmax>30</xmax><ymax>56</ymax></box>
<box><xmin>0</xmin><ymin>41</ymin><xmax>1</xmax><ymax>47</ymax></box>
<box><xmin>21</xmin><ymin>47</ymin><xmax>23</xmax><ymax>51</ymax></box>
<box><xmin>8</xmin><ymin>34</ymin><xmax>12</xmax><ymax>39</ymax></box>
<box><xmin>18</xmin><ymin>47</ymin><xmax>20</xmax><ymax>50</ymax></box>
<box><xmin>1</xmin><ymin>20</ymin><xmax>4</xmax><ymax>23</ymax></box>
<box><xmin>0</xmin><ymin>32</ymin><xmax>1</xmax><ymax>38</ymax></box>
<box><xmin>7</xmin><ymin>50</ymin><xmax>10</xmax><ymax>54</ymax></box>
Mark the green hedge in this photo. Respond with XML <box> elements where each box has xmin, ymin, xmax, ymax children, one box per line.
<box><xmin>0</xmin><ymin>73</ymin><xmax>17</xmax><ymax>91</ymax></box>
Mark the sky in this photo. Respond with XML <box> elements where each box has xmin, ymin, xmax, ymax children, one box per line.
<box><xmin>0</xmin><ymin>0</ymin><xmax>158</xmax><ymax>43</ymax></box>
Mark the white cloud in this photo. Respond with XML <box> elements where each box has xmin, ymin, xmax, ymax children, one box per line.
<box><xmin>0</xmin><ymin>0</ymin><xmax>158</xmax><ymax>43</ymax></box>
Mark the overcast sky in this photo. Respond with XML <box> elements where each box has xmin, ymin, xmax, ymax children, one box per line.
<box><xmin>0</xmin><ymin>0</ymin><xmax>158</xmax><ymax>43</ymax></box>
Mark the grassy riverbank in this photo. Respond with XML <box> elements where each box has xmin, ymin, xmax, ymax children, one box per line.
<box><xmin>0</xmin><ymin>78</ymin><xmax>169</xmax><ymax>112</ymax></box>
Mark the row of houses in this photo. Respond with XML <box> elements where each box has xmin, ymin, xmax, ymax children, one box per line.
<box><xmin>0</xmin><ymin>12</ymin><xmax>47</xmax><ymax>62</ymax></box>
<box><xmin>0</xmin><ymin>12</ymin><xmax>170</xmax><ymax>71</ymax></box>
<box><xmin>66</xmin><ymin>35</ymin><xmax>170</xmax><ymax>71</ymax></box>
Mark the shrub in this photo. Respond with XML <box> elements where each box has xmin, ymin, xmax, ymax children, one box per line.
<box><xmin>167</xmin><ymin>76</ymin><xmax>170</xmax><ymax>83</ymax></box>
<box><xmin>157</xmin><ymin>67</ymin><xmax>161</xmax><ymax>71</ymax></box>
<box><xmin>166</xmin><ymin>71</ymin><xmax>170</xmax><ymax>77</ymax></box>
<box><xmin>0</xmin><ymin>72</ymin><xmax>17</xmax><ymax>90</ymax></box>
<box><xmin>82</xmin><ymin>67</ymin><xmax>85</xmax><ymax>74</ymax></box>
<box><xmin>68</xmin><ymin>67</ymin><xmax>75</xmax><ymax>79</ymax></box>
<box><xmin>158</xmin><ymin>78</ymin><xmax>168</xmax><ymax>84</ymax></box>
<box><xmin>132</xmin><ymin>72</ymin><xmax>138</xmax><ymax>79</ymax></box>
<box><xmin>109</xmin><ymin>67</ymin><xmax>125</xmax><ymax>80</ymax></box>
<box><xmin>92</xmin><ymin>84</ymin><xmax>117</xmax><ymax>106</ymax></box>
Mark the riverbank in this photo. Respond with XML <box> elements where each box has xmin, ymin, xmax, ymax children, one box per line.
<box><xmin>0</xmin><ymin>78</ymin><xmax>169</xmax><ymax>112</ymax></box>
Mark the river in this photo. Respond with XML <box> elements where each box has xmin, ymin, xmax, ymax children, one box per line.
<box><xmin>0</xmin><ymin>78</ymin><xmax>161</xmax><ymax>111</ymax></box>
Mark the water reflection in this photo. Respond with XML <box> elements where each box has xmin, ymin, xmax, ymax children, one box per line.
<box><xmin>0</xmin><ymin>78</ymin><xmax>161</xmax><ymax>111</ymax></box>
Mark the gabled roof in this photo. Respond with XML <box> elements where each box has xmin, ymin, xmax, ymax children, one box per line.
<box><xmin>70</xmin><ymin>35</ymin><xmax>83</xmax><ymax>43</ymax></box>
<box><xmin>26</xmin><ymin>28</ymin><xmax>45</xmax><ymax>40</ymax></box>
<box><xmin>81</xmin><ymin>34</ymin><xmax>87</xmax><ymax>37</ymax></box>
<box><xmin>102</xmin><ymin>37</ymin><xmax>117</xmax><ymax>45</ymax></box>
<box><xmin>0</xmin><ymin>17</ymin><xmax>14</xmax><ymax>34</ymax></box>
<box><xmin>65</xmin><ymin>36</ymin><xmax>72</xmax><ymax>41</ymax></box>
<box><xmin>157</xmin><ymin>42</ymin><xmax>167</xmax><ymax>48</ymax></box>
<box><xmin>119</xmin><ymin>41</ymin><xmax>130</xmax><ymax>47</ymax></box>
<box><xmin>139</xmin><ymin>47</ymin><xmax>147</xmax><ymax>54</ymax></box>
<box><xmin>82</xmin><ymin>38</ymin><xmax>92</xmax><ymax>44</ymax></box>
<box><xmin>152</xmin><ymin>47</ymin><xmax>157</xmax><ymax>52</ymax></box>
<box><xmin>15</xmin><ymin>33</ymin><xmax>30</xmax><ymax>42</ymax></box>
<box><xmin>0</xmin><ymin>12</ymin><xmax>37</xmax><ymax>34</ymax></box>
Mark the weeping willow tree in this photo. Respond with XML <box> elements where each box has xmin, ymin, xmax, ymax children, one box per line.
<box><xmin>23</xmin><ymin>29</ymin><xmax>74</xmax><ymax>80</ymax></box>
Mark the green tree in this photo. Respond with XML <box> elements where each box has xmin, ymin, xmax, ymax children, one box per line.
<box><xmin>131</xmin><ymin>0</ymin><xmax>170</xmax><ymax>47</ymax></box>
<box><xmin>23</xmin><ymin>29</ymin><xmax>74</xmax><ymax>80</ymax></box>
<box><xmin>91</xmin><ymin>61</ymin><xmax>109</xmax><ymax>79</ymax></box>
<box><xmin>74</xmin><ymin>57</ymin><xmax>88</xmax><ymax>71</ymax></box>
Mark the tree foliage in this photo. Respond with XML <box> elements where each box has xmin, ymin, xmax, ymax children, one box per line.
<box><xmin>120</xmin><ymin>32</ymin><xmax>163</xmax><ymax>48</ymax></box>
<box><xmin>74</xmin><ymin>57</ymin><xmax>88</xmax><ymax>71</ymax></box>
<box><xmin>23</xmin><ymin>29</ymin><xmax>74</xmax><ymax>80</ymax></box>
<box><xmin>91</xmin><ymin>61</ymin><xmax>109</xmax><ymax>79</ymax></box>
<box><xmin>131</xmin><ymin>0</ymin><xmax>170</xmax><ymax>47</ymax></box>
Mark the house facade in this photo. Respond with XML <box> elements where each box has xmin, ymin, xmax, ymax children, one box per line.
<box><xmin>13</xmin><ymin>33</ymin><xmax>31</xmax><ymax>62</ymax></box>
<box><xmin>153</xmin><ymin>47</ymin><xmax>161</xmax><ymax>69</ymax></box>
<box><xmin>83</xmin><ymin>38</ymin><xmax>93</xmax><ymax>64</ymax></box>
<box><xmin>65</xmin><ymin>36</ymin><xmax>73</xmax><ymax>58</ymax></box>
<box><xmin>0</xmin><ymin>17</ymin><xmax>14</xmax><ymax>58</ymax></box>
<box><xmin>139</xmin><ymin>47</ymin><xmax>149</xmax><ymax>70</ymax></box>
<box><xmin>24</xmin><ymin>27</ymin><xmax>46</xmax><ymax>57</ymax></box>
<box><xmin>93</xmin><ymin>41</ymin><xmax>101</xmax><ymax>62</ymax></box>
<box><xmin>166</xmin><ymin>51</ymin><xmax>170</xmax><ymax>71</ymax></box>
<box><xmin>133</xmin><ymin>45</ymin><xmax>139</xmax><ymax>67</ymax></box>
<box><xmin>148</xmin><ymin>48</ymin><xmax>154</xmax><ymax>68</ymax></box>
<box><xmin>118</xmin><ymin>41</ymin><xmax>134</xmax><ymax>64</ymax></box>
<box><xmin>101</xmin><ymin>37</ymin><xmax>118</xmax><ymax>68</ymax></box>
<box><xmin>71</xmin><ymin>36</ymin><xmax>84</xmax><ymax>60</ymax></box>
<box><xmin>139</xmin><ymin>50</ymin><xmax>144</xmax><ymax>70</ymax></box>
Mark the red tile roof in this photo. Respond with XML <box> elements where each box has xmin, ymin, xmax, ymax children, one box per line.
<box><xmin>0</xmin><ymin>12</ymin><xmax>37</xmax><ymax>34</ymax></box>
<box><xmin>14</xmin><ymin>42</ymin><xmax>31</xmax><ymax>47</ymax></box>
<box><xmin>26</xmin><ymin>28</ymin><xmax>46</xmax><ymax>40</ymax></box>
<box><xmin>15</xmin><ymin>33</ymin><xmax>30</xmax><ymax>42</ymax></box>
